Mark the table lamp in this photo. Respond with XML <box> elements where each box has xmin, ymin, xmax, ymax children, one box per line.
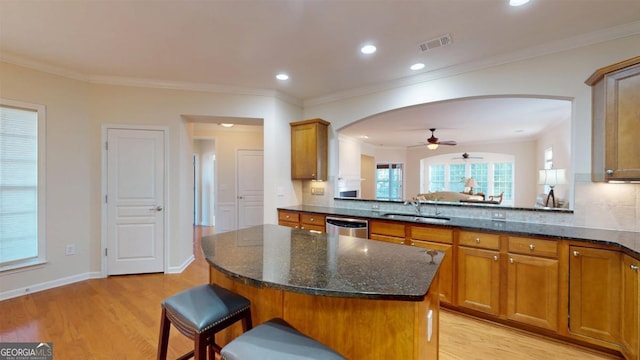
<box><xmin>465</xmin><ymin>177</ymin><xmax>479</xmax><ymax>195</ymax></box>
<box><xmin>538</xmin><ymin>169</ymin><xmax>567</xmax><ymax>207</ymax></box>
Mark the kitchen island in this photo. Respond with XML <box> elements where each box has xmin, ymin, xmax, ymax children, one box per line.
<box><xmin>202</xmin><ymin>224</ymin><xmax>443</xmax><ymax>359</ymax></box>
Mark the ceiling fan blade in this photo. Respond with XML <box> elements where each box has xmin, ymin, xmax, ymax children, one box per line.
<box><xmin>438</xmin><ymin>141</ymin><xmax>457</xmax><ymax>146</ymax></box>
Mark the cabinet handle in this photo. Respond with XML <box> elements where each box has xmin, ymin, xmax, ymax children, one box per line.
<box><xmin>606</xmin><ymin>169</ymin><xmax>614</xmax><ymax>175</ymax></box>
<box><xmin>631</xmin><ymin>265</ymin><xmax>639</xmax><ymax>271</ymax></box>
<box><xmin>309</xmin><ymin>217</ymin><xmax>314</xmax><ymax>222</ymax></box>
<box><xmin>475</xmin><ymin>238</ymin><xmax>481</xmax><ymax>244</ymax></box>
<box><xmin>572</xmin><ymin>250</ymin><xmax>580</xmax><ymax>257</ymax></box>
<box><xmin>493</xmin><ymin>255</ymin><xmax>499</xmax><ymax>261</ymax></box>
<box><xmin>509</xmin><ymin>258</ymin><xmax>514</xmax><ymax>264</ymax></box>
<box><xmin>529</xmin><ymin>244</ymin><xmax>535</xmax><ymax>251</ymax></box>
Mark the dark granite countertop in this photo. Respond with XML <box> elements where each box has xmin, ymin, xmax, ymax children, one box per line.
<box><xmin>201</xmin><ymin>224</ymin><xmax>443</xmax><ymax>301</ymax></box>
<box><xmin>279</xmin><ymin>205</ymin><xmax>640</xmax><ymax>256</ymax></box>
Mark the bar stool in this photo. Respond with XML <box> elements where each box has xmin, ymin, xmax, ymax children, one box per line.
<box><xmin>220</xmin><ymin>318</ymin><xmax>345</xmax><ymax>360</ymax></box>
<box><xmin>157</xmin><ymin>284</ymin><xmax>252</xmax><ymax>360</ymax></box>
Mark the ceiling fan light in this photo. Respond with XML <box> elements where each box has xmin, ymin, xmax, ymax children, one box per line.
<box><xmin>427</xmin><ymin>143</ymin><xmax>439</xmax><ymax>150</ymax></box>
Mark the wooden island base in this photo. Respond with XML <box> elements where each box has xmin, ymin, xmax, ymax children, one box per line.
<box><xmin>210</xmin><ymin>267</ymin><xmax>440</xmax><ymax>360</ymax></box>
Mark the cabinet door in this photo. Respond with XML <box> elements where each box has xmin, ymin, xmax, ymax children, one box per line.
<box><xmin>412</xmin><ymin>239</ymin><xmax>453</xmax><ymax>304</ymax></box>
<box><xmin>621</xmin><ymin>254</ymin><xmax>639</xmax><ymax>360</ymax></box>
<box><xmin>507</xmin><ymin>254</ymin><xmax>558</xmax><ymax>331</ymax></box>
<box><xmin>290</xmin><ymin>119</ymin><xmax>328</xmax><ymax>180</ymax></box>
<box><xmin>604</xmin><ymin>63</ymin><xmax>640</xmax><ymax>180</ymax></box>
<box><xmin>278</xmin><ymin>210</ymin><xmax>300</xmax><ymax>228</ymax></box>
<box><xmin>300</xmin><ymin>213</ymin><xmax>326</xmax><ymax>233</ymax></box>
<box><xmin>457</xmin><ymin>246</ymin><xmax>500</xmax><ymax>316</ymax></box>
<box><xmin>569</xmin><ymin>246</ymin><xmax>621</xmax><ymax>343</ymax></box>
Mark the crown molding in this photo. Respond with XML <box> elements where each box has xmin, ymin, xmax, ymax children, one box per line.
<box><xmin>0</xmin><ymin>52</ymin><xmax>303</xmax><ymax>107</ymax></box>
<box><xmin>303</xmin><ymin>20</ymin><xmax>640</xmax><ymax>107</ymax></box>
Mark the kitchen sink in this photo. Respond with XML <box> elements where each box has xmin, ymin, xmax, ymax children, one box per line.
<box><xmin>381</xmin><ymin>213</ymin><xmax>450</xmax><ymax>223</ymax></box>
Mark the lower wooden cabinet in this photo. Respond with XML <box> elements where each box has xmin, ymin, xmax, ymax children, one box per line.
<box><xmin>278</xmin><ymin>209</ymin><xmax>640</xmax><ymax>359</ymax></box>
<box><xmin>506</xmin><ymin>254</ymin><xmax>559</xmax><ymax>331</ymax></box>
<box><xmin>300</xmin><ymin>213</ymin><xmax>326</xmax><ymax>232</ymax></box>
<box><xmin>621</xmin><ymin>254</ymin><xmax>639</xmax><ymax>360</ymax></box>
<box><xmin>457</xmin><ymin>246</ymin><xmax>501</xmax><ymax>315</ymax></box>
<box><xmin>369</xmin><ymin>220</ymin><xmax>405</xmax><ymax>244</ymax></box>
<box><xmin>277</xmin><ymin>210</ymin><xmax>325</xmax><ymax>232</ymax></box>
<box><xmin>278</xmin><ymin>210</ymin><xmax>300</xmax><ymax>228</ymax></box>
<box><xmin>569</xmin><ymin>245</ymin><xmax>621</xmax><ymax>344</ymax></box>
<box><xmin>410</xmin><ymin>226</ymin><xmax>453</xmax><ymax>304</ymax></box>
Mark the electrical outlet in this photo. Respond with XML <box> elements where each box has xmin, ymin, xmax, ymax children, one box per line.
<box><xmin>372</xmin><ymin>203</ymin><xmax>380</xmax><ymax>210</ymax></box>
<box><xmin>492</xmin><ymin>211</ymin><xmax>506</xmax><ymax>221</ymax></box>
<box><xmin>65</xmin><ymin>244</ymin><xmax>76</xmax><ymax>256</ymax></box>
<box><xmin>311</xmin><ymin>187</ymin><xmax>324</xmax><ymax>195</ymax></box>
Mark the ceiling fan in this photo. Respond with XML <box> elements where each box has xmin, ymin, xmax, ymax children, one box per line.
<box><xmin>452</xmin><ymin>152</ymin><xmax>484</xmax><ymax>160</ymax></box>
<box><xmin>426</xmin><ymin>128</ymin><xmax>457</xmax><ymax>150</ymax></box>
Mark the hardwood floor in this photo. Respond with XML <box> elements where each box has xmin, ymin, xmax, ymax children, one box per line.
<box><xmin>0</xmin><ymin>226</ymin><xmax>621</xmax><ymax>359</ymax></box>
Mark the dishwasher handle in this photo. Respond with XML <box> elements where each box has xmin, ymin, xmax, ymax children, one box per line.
<box><xmin>326</xmin><ymin>217</ymin><xmax>368</xmax><ymax>229</ymax></box>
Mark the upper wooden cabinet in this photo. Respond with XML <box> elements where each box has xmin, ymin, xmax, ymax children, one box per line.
<box><xmin>290</xmin><ymin>118</ymin><xmax>330</xmax><ymax>181</ymax></box>
<box><xmin>586</xmin><ymin>56</ymin><xmax>640</xmax><ymax>182</ymax></box>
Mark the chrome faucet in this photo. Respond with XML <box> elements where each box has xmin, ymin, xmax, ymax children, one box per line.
<box><xmin>433</xmin><ymin>199</ymin><xmax>442</xmax><ymax>216</ymax></box>
<box><xmin>404</xmin><ymin>200</ymin><xmax>422</xmax><ymax>215</ymax></box>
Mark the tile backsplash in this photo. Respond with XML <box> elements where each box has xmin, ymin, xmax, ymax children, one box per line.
<box><xmin>301</xmin><ymin>174</ymin><xmax>640</xmax><ymax>232</ymax></box>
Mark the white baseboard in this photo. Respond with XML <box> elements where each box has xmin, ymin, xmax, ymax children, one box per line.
<box><xmin>0</xmin><ymin>271</ymin><xmax>103</xmax><ymax>301</ymax></box>
<box><xmin>167</xmin><ymin>255</ymin><xmax>194</xmax><ymax>274</ymax></box>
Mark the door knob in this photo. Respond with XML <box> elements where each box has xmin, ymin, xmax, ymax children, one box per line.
<box><xmin>631</xmin><ymin>264</ymin><xmax>639</xmax><ymax>271</ymax></box>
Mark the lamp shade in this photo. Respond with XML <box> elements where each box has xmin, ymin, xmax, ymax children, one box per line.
<box><xmin>464</xmin><ymin>177</ymin><xmax>479</xmax><ymax>188</ymax></box>
<box><xmin>427</xmin><ymin>143</ymin><xmax>438</xmax><ymax>150</ymax></box>
<box><xmin>538</xmin><ymin>169</ymin><xmax>567</xmax><ymax>186</ymax></box>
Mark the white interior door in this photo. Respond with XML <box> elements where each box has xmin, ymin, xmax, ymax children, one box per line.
<box><xmin>237</xmin><ymin>149</ymin><xmax>263</xmax><ymax>229</ymax></box>
<box><xmin>106</xmin><ymin>128</ymin><xmax>165</xmax><ymax>275</ymax></box>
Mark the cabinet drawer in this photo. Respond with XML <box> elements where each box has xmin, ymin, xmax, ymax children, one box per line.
<box><xmin>370</xmin><ymin>221</ymin><xmax>406</xmax><ymax>238</ymax></box>
<box><xmin>301</xmin><ymin>213</ymin><xmax>325</xmax><ymax>226</ymax></box>
<box><xmin>411</xmin><ymin>226</ymin><xmax>453</xmax><ymax>244</ymax></box>
<box><xmin>459</xmin><ymin>231</ymin><xmax>500</xmax><ymax>250</ymax></box>
<box><xmin>508</xmin><ymin>236</ymin><xmax>558</xmax><ymax>258</ymax></box>
<box><xmin>278</xmin><ymin>211</ymin><xmax>299</xmax><ymax>223</ymax></box>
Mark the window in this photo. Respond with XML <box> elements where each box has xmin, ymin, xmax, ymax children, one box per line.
<box><xmin>376</xmin><ymin>163</ymin><xmax>403</xmax><ymax>200</ymax></box>
<box><xmin>423</xmin><ymin>153</ymin><xmax>515</xmax><ymax>205</ymax></box>
<box><xmin>0</xmin><ymin>99</ymin><xmax>46</xmax><ymax>270</ymax></box>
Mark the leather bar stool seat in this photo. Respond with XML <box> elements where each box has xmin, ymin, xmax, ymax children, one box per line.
<box><xmin>220</xmin><ymin>318</ymin><xmax>345</xmax><ymax>360</ymax></box>
<box><xmin>157</xmin><ymin>284</ymin><xmax>252</xmax><ymax>360</ymax></box>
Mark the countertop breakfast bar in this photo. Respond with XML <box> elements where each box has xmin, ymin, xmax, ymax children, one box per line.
<box><xmin>202</xmin><ymin>224</ymin><xmax>443</xmax><ymax>359</ymax></box>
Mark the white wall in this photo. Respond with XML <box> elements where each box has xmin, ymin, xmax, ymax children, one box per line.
<box><xmin>0</xmin><ymin>62</ymin><xmax>302</xmax><ymax>299</ymax></box>
<box><xmin>0</xmin><ymin>62</ymin><xmax>93</xmax><ymax>296</ymax></box>
<box><xmin>192</xmin><ymin>125</ymin><xmax>264</xmax><ymax>230</ymax></box>
<box><xmin>304</xmin><ymin>34</ymin><xmax>640</xmax><ymax>231</ymax></box>
<box><xmin>1</xmin><ymin>34</ymin><xmax>639</xmax><ymax>299</ymax></box>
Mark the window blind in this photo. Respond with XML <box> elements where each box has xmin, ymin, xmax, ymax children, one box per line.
<box><xmin>0</xmin><ymin>105</ymin><xmax>39</xmax><ymax>265</ymax></box>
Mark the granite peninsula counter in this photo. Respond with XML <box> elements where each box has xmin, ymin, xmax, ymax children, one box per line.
<box><xmin>202</xmin><ymin>224</ymin><xmax>443</xmax><ymax>359</ymax></box>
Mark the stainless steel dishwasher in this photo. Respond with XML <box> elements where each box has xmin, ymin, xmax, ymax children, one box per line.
<box><xmin>325</xmin><ymin>217</ymin><xmax>368</xmax><ymax>239</ymax></box>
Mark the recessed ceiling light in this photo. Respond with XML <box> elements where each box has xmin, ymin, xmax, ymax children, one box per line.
<box><xmin>276</xmin><ymin>73</ymin><xmax>289</xmax><ymax>81</ymax></box>
<box><xmin>509</xmin><ymin>0</ymin><xmax>530</xmax><ymax>6</ymax></box>
<box><xmin>359</xmin><ymin>135</ymin><xmax>369</xmax><ymax>139</ymax></box>
<box><xmin>410</xmin><ymin>63</ymin><xmax>425</xmax><ymax>71</ymax></box>
<box><xmin>360</xmin><ymin>44</ymin><xmax>377</xmax><ymax>55</ymax></box>
<box><xmin>219</xmin><ymin>123</ymin><xmax>234</xmax><ymax>128</ymax></box>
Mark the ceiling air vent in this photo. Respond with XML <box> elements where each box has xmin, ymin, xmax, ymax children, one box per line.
<box><xmin>418</xmin><ymin>34</ymin><xmax>453</xmax><ymax>52</ymax></box>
